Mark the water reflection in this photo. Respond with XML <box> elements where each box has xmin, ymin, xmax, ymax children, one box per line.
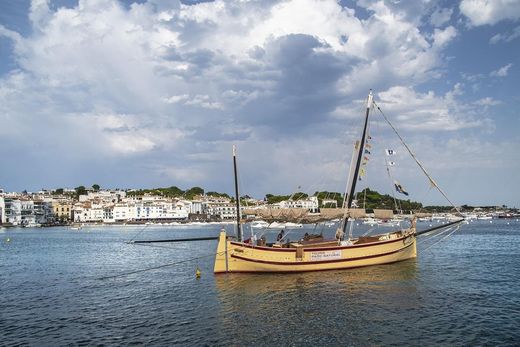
<box><xmin>214</xmin><ymin>260</ymin><xmax>419</xmax><ymax>345</ymax></box>
<box><xmin>215</xmin><ymin>259</ymin><xmax>418</xmax><ymax>294</ymax></box>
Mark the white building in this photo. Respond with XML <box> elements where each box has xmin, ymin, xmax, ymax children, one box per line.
<box><xmin>73</xmin><ymin>202</ymin><xmax>104</xmax><ymax>222</ymax></box>
<box><xmin>0</xmin><ymin>196</ymin><xmax>5</xmax><ymax>224</ymax></box>
<box><xmin>207</xmin><ymin>202</ymin><xmax>237</xmax><ymax>220</ymax></box>
<box><xmin>134</xmin><ymin>200</ymin><xmax>190</xmax><ymax>221</ymax></box>
<box><xmin>33</xmin><ymin>199</ymin><xmax>54</xmax><ymax>224</ymax></box>
<box><xmin>5</xmin><ymin>198</ymin><xmax>22</xmax><ymax>225</ymax></box>
<box><xmin>112</xmin><ymin>203</ymin><xmax>137</xmax><ymax>222</ymax></box>
<box><xmin>279</xmin><ymin>196</ymin><xmax>319</xmax><ymax>213</ymax></box>
<box><xmin>79</xmin><ymin>190</ymin><xmax>126</xmax><ymax>203</ymax></box>
<box><xmin>72</xmin><ymin>198</ymin><xmax>191</xmax><ymax>223</ymax></box>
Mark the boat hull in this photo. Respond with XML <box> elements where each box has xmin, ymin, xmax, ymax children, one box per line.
<box><xmin>214</xmin><ymin>231</ymin><xmax>416</xmax><ymax>273</ymax></box>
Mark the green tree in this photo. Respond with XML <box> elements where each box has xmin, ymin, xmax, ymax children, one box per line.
<box><xmin>92</xmin><ymin>184</ymin><xmax>100</xmax><ymax>191</ymax></box>
<box><xmin>207</xmin><ymin>191</ymin><xmax>231</xmax><ymax>199</ymax></box>
<box><xmin>265</xmin><ymin>194</ymin><xmax>291</xmax><ymax>204</ymax></box>
<box><xmin>185</xmin><ymin>186</ymin><xmax>204</xmax><ymax>199</ymax></box>
<box><xmin>75</xmin><ymin>186</ymin><xmax>87</xmax><ymax>197</ymax></box>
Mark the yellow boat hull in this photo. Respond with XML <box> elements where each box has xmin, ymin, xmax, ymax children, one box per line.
<box><xmin>214</xmin><ymin>230</ymin><xmax>417</xmax><ymax>273</ymax></box>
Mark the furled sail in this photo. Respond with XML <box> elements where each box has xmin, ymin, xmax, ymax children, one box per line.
<box><xmin>242</xmin><ymin>207</ymin><xmax>432</xmax><ymax>224</ymax></box>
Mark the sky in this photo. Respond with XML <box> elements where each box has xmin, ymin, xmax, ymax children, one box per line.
<box><xmin>0</xmin><ymin>0</ymin><xmax>519</xmax><ymax>207</ymax></box>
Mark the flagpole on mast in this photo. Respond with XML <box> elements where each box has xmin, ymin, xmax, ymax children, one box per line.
<box><xmin>385</xmin><ymin>158</ymin><xmax>399</xmax><ymax>211</ymax></box>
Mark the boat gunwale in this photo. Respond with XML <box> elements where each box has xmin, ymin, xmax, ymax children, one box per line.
<box><xmin>229</xmin><ymin>232</ymin><xmax>413</xmax><ymax>252</ymax></box>
<box><xmin>229</xmin><ymin>240</ymin><xmax>415</xmax><ymax>266</ymax></box>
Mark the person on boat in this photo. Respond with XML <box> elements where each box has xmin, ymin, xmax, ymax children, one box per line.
<box><xmin>276</xmin><ymin>229</ymin><xmax>285</xmax><ymax>242</ymax></box>
<box><xmin>335</xmin><ymin>228</ymin><xmax>344</xmax><ymax>241</ymax></box>
<box><xmin>257</xmin><ymin>235</ymin><xmax>266</xmax><ymax>246</ymax></box>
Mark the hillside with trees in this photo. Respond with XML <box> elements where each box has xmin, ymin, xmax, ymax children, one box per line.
<box><xmin>266</xmin><ymin>188</ymin><xmax>424</xmax><ymax>211</ymax></box>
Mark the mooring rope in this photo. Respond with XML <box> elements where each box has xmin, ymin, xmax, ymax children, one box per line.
<box><xmin>131</xmin><ymin>242</ymin><xmax>185</xmax><ymax>251</ymax></box>
<box><xmin>97</xmin><ymin>249</ymin><xmax>227</xmax><ymax>280</ymax></box>
<box><xmin>128</xmin><ymin>224</ymin><xmax>150</xmax><ymax>243</ymax></box>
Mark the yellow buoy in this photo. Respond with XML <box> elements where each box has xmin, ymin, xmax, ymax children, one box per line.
<box><xmin>196</xmin><ymin>266</ymin><xmax>201</xmax><ymax>279</ymax></box>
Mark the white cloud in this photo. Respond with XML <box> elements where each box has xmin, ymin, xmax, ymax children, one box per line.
<box><xmin>430</xmin><ymin>7</ymin><xmax>453</xmax><ymax>27</ymax></box>
<box><xmin>490</xmin><ymin>25</ymin><xmax>520</xmax><ymax>43</ymax></box>
<box><xmin>460</xmin><ymin>0</ymin><xmax>520</xmax><ymax>26</ymax></box>
<box><xmin>164</xmin><ymin>94</ymin><xmax>189</xmax><ymax>104</ymax></box>
<box><xmin>373</xmin><ymin>85</ymin><xmax>491</xmax><ymax>131</ymax></box>
<box><xmin>490</xmin><ymin>63</ymin><xmax>513</xmax><ymax>77</ymax></box>
<box><xmin>474</xmin><ymin>97</ymin><xmax>501</xmax><ymax>106</ymax></box>
<box><xmin>432</xmin><ymin>26</ymin><xmax>457</xmax><ymax>48</ymax></box>
<box><xmin>0</xmin><ymin>0</ymin><xmax>509</xmax><ymax>204</ymax></box>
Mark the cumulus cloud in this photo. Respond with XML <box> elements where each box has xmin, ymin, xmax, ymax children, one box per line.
<box><xmin>372</xmin><ymin>85</ymin><xmax>491</xmax><ymax>131</ymax></box>
<box><xmin>0</xmin><ymin>0</ymin><xmax>508</xmax><ymax>202</ymax></box>
<box><xmin>460</xmin><ymin>0</ymin><xmax>520</xmax><ymax>26</ymax></box>
<box><xmin>429</xmin><ymin>7</ymin><xmax>453</xmax><ymax>27</ymax></box>
<box><xmin>490</xmin><ymin>63</ymin><xmax>513</xmax><ymax>77</ymax></box>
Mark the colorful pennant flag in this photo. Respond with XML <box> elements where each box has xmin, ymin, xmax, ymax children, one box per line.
<box><xmin>365</xmin><ymin>143</ymin><xmax>372</xmax><ymax>149</ymax></box>
<box><xmin>364</xmin><ymin>149</ymin><xmax>371</xmax><ymax>154</ymax></box>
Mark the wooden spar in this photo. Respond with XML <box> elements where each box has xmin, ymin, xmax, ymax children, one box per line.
<box><xmin>342</xmin><ymin>91</ymin><xmax>373</xmax><ymax>234</ymax></box>
<box><xmin>233</xmin><ymin>145</ymin><xmax>243</xmax><ymax>242</ymax></box>
<box><xmin>415</xmin><ymin>219</ymin><xmax>464</xmax><ymax>236</ymax></box>
<box><xmin>130</xmin><ymin>236</ymin><xmax>219</xmax><ymax>243</ymax></box>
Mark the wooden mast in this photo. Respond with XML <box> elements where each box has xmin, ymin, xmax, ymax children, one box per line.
<box><xmin>232</xmin><ymin>145</ymin><xmax>243</xmax><ymax>242</ymax></box>
<box><xmin>342</xmin><ymin>90</ymin><xmax>373</xmax><ymax>234</ymax></box>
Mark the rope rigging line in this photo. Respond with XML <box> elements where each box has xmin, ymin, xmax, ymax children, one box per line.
<box><xmin>130</xmin><ymin>242</ymin><xmax>186</xmax><ymax>251</ymax></box>
<box><xmin>421</xmin><ymin>223</ymin><xmax>461</xmax><ymax>251</ymax></box>
<box><xmin>128</xmin><ymin>224</ymin><xmax>150</xmax><ymax>243</ymax></box>
<box><xmin>417</xmin><ymin>224</ymin><xmax>455</xmax><ymax>244</ymax></box>
<box><xmin>373</xmin><ymin>101</ymin><xmax>462</xmax><ymax>215</ymax></box>
<box><xmin>97</xmin><ymin>249</ymin><xmax>227</xmax><ymax>281</ymax></box>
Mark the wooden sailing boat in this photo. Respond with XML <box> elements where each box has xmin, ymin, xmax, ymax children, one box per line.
<box><xmin>214</xmin><ymin>91</ymin><xmax>460</xmax><ymax>273</ymax></box>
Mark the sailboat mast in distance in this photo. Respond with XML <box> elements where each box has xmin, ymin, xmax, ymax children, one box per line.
<box><xmin>232</xmin><ymin>145</ymin><xmax>243</xmax><ymax>242</ymax></box>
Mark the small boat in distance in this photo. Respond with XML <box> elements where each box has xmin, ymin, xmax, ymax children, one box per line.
<box><xmin>214</xmin><ymin>91</ymin><xmax>464</xmax><ymax>273</ymax></box>
<box><xmin>250</xmin><ymin>220</ymin><xmax>269</xmax><ymax>229</ymax></box>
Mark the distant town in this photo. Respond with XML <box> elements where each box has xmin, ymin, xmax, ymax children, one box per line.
<box><xmin>0</xmin><ymin>185</ymin><xmax>518</xmax><ymax>227</ymax></box>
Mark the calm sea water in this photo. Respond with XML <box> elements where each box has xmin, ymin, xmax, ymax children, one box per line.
<box><xmin>1</xmin><ymin>220</ymin><xmax>519</xmax><ymax>346</ymax></box>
